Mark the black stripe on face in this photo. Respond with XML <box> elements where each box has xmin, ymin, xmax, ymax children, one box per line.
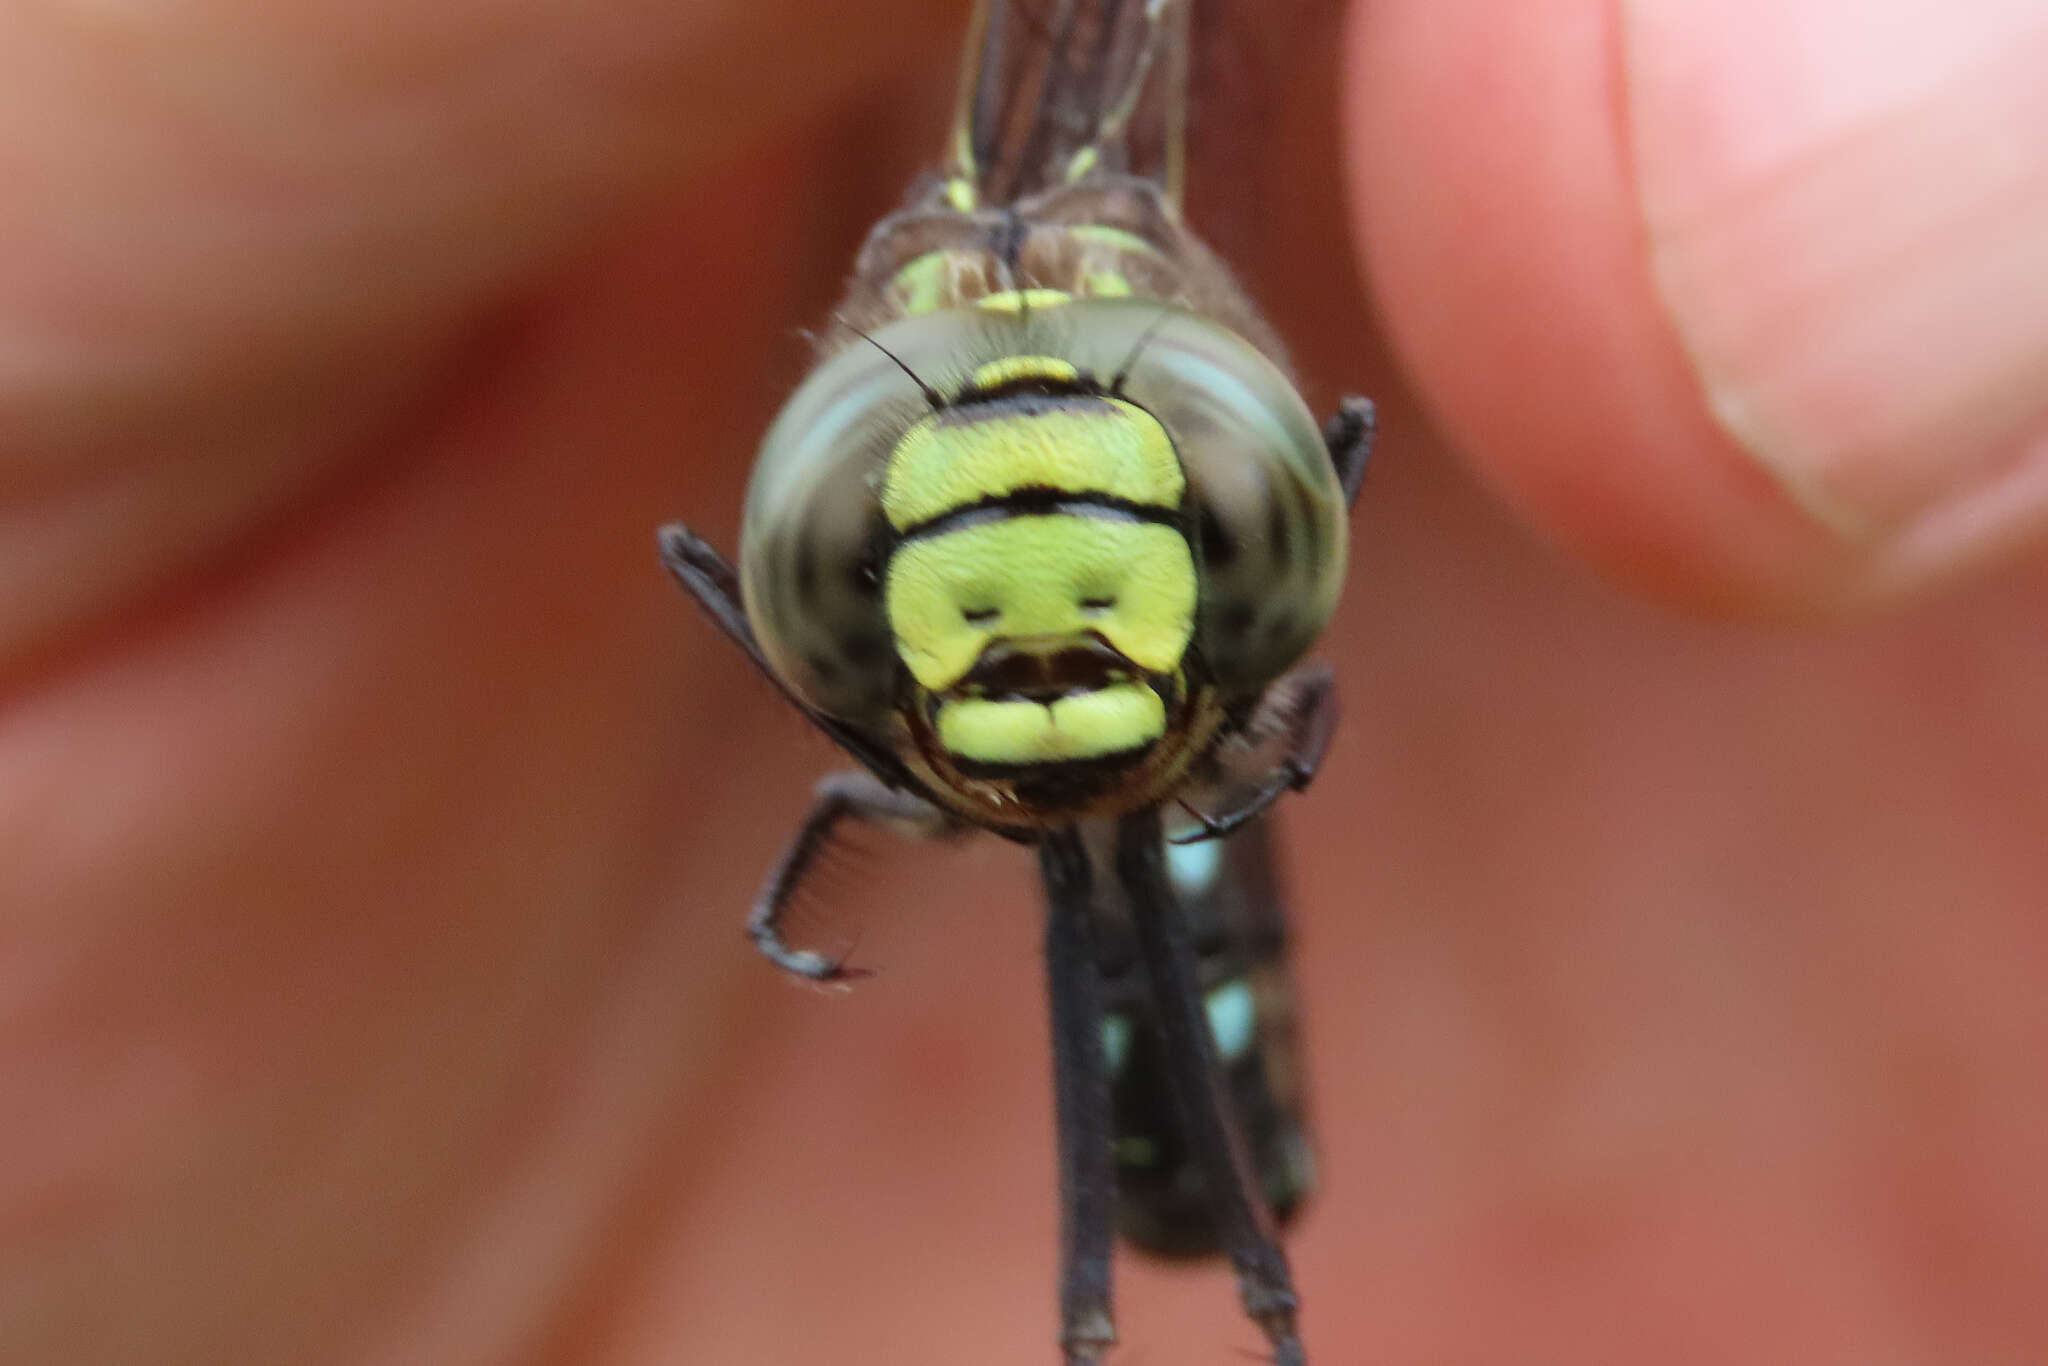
<box><xmin>893</xmin><ymin>491</ymin><xmax>1184</xmax><ymax>544</ymax></box>
<box><xmin>932</xmin><ymin>390</ymin><xmax>1117</xmax><ymax>425</ymax></box>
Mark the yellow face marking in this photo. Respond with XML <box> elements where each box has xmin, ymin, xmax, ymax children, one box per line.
<box><xmin>882</xmin><ymin>398</ymin><xmax>1184</xmax><ymax>531</ymax></box>
<box><xmin>885</xmin><ymin>515</ymin><xmax>1197</xmax><ymax>691</ymax></box>
<box><xmin>970</xmin><ymin>356</ymin><xmax>1080</xmax><ymax>390</ymax></box>
<box><xmin>977</xmin><ymin>288</ymin><xmax>1073</xmax><ymax>313</ymax></box>
<box><xmin>936</xmin><ymin>683</ymin><xmax>1167</xmax><ymax>763</ymax></box>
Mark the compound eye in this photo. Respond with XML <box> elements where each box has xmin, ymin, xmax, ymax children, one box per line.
<box><xmin>736</xmin><ymin>328</ymin><xmax>950</xmax><ymax>726</ymax></box>
<box><xmin>1096</xmin><ymin>305</ymin><xmax>1350</xmax><ymax>697</ymax></box>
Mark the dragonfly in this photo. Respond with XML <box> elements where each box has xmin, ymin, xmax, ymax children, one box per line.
<box><xmin>659</xmin><ymin>2</ymin><xmax>1373</xmax><ymax>1362</ymax></box>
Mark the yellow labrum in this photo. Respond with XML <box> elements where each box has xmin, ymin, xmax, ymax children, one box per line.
<box><xmin>882</xmin><ymin>395</ymin><xmax>1184</xmax><ymax>531</ymax></box>
<box><xmin>887</xmin><ymin>515</ymin><xmax>1197</xmax><ymax>691</ymax></box>
<box><xmin>937</xmin><ymin>684</ymin><xmax>1167</xmax><ymax>764</ymax></box>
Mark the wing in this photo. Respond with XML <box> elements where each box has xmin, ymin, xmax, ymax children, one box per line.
<box><xmin>950</xmin><ymin>0</ymin><xmax>1190</xmax><ymax>208</ymax></box>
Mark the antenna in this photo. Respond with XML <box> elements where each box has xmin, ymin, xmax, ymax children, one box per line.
<box><xmin>1109</xmin><ymin>306</ymin><xmax>1178</xmax><ymax>395</ymax></box>
<box><xmin>835</xmin><ymin>316</ymin><xmax>945</xmax><ymax>411</ymax></box>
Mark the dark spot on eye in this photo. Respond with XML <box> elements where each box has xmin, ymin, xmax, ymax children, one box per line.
<box><xmin>794</xmin><ymin>538</ymin><xmax>819</xmax><ymax>605</ymax></box>
<box><xmin>1293</xmin><ymin>481</ymin><xmax>1324</xmax><ymax>572</ymax></box>
<box><xmin>963</xmin><ymin>606</ymin><xmax>1000</xmax><ymax>625</ymax></box>
<box><xmin>1079</xmin><ymin>595</ymin><xmax>1116</xmax><ymax>613</ymax></box>
<box><xmin>1217</xmin><ymin>602</ymin><xmax>1256</xmax><ymax>639</ymax></box>
<box><xmin>805</xmin><ymin>650</ymin><xmax>843</xmax><ymax>686</ymax></box>
<box><xmin>1198</xmin><ymin>505</ymin><xmax>1237</xmax><ymax>569</ymax></box>
<box><xmin>1265</xmin><ymin>495</ymin><xmax>1294</xmax><ymax>568</ymax></box>
<box><xmin>845</xmin><ymin>535</ymin><xmax>886</xmax><ymax>598</ymax></box>
<box><xmin>842</xmin><ymin>632</ymin><xmax>889</xmax><ymax>671</ymax></box>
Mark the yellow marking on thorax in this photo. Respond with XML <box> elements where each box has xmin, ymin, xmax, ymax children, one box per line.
<box><xmin>883</xmin><ymin>224</ymin><xmax>1160</xmax><ymax>319</ymax></box>
<box><xmin>977</xmin><ymin>288</ymin><xmax>1072</xmax><ymax>314</ymax></box>
<box><xmin>1067</xmin><ymin>226</ymin><xmax>1159</xmax><ymax>300</ymax></box>
<box><xmin>891</xmin><ymin>253</ymin><xmax>958</xmax><ymax>317</ymax></box>
<box><xmin>1067</xmin><ymin>224</ymin><xmax>1159</xmax><ymax>257</ymax></box>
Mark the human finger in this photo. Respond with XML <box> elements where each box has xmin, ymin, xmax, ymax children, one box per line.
<box><xmin>0</xmin><ymin>0</ymin><xmax>959</xmax><ymax>663</ymax></box>
<box><xmin>1343</xmin><ymin>0</ymin><xmax>2048</xmax><ymax>612</ymax></box>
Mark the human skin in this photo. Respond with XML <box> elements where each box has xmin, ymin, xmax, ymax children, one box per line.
<box><xmin>1</xmin><ymin>0</ymin><xmax>2044</xmax><ymax>1362</ymax></box>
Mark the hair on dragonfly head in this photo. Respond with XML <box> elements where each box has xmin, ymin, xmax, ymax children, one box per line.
<box><xmin>834</xmin><ymin>315</ymin><xmax>946</xmax><ymax>411</ymax></box>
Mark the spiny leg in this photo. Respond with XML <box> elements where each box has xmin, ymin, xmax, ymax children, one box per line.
<box><xmin>1322</xmin><ymin>396</ymin><xmax>1377</xmax><ymax>510</ymax></box>
<box><xmin>1174</xmin><ymin>666</ymin><xmax>1337</xmax><ymax>845</ymax></box>
<box><xmin>750</xmin><ymin>770</ymin><xmax>954</xmax><ymax>982</ymax></box>
<box><xmin>1116</xmin><ymin>808</ymin><xmax>1306</xmax><ymax>1366</ymax></box>
<box><xmin>1040</xmin><ymin>828</ymin><xmax>1117</xmax><ymax>1366</ymax></box>
<box><xmin>656</xmin><ymin>523</ymin><xmax>770</xmax><ymax>671</ymax></box>
<box><xmin>658</xmin><ymin>523</ymin><xmax>914</xmax><ymax>786</ymax></box>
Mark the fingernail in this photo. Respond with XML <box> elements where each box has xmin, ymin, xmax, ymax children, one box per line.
<box><xmin>1624</xmin><ymin>0</ymin><xmax>2048</xmax><ymax>559</ymax></box>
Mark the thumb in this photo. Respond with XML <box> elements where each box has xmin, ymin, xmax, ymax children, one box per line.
<box><xmin>1345</xmin><ymin>0</ymin><xmax>2048</xmax><ymax>613</ymax></box>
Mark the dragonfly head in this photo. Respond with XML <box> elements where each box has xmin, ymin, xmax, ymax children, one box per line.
<box><xmin>736</xmin><ymin>299</ymin><xmax>1347</xmax><ymax>828</ymax></box>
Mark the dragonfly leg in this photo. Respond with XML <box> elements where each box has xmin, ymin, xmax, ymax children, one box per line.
<box><xmin>1117</xmin><ymin>808</ymin><xmax>1307</xmax><ymax>1366</ymax></box>
<box><xmin>1173</xmin><ymin>667</ymin><xmax>1337</xmax><ymax>845</ymax></box>
<box><xmin>656</xmin><ymin>522</ymin><xmax>773</xmax><ymax>674</ymax></box>
<box><xmin>749</xmin><ymin>770</ymin><xmax>955</xmax><ymax>982</ymax></box>
<box><xmin>658</xmin><ymin>523</ymin><xmax>919</xmax><ymax>788</ymax></box>
<box><xmin>1040</xmin><ymin>829</ymin><xmax>1118</xmax><ymax>1366</ymax></box>
<box><xmin>1322</xmin><ymin>395</ymin><xmax>1377</xmax><ymax>510</ymax></box>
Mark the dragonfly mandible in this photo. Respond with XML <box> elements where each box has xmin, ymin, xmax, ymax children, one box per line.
<box><xmin>660</xmin><ymin>3</ymin><xmax>1373</xmax><ymax>1361</ymax></box>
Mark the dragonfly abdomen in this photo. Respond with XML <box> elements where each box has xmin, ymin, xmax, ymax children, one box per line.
<box><xmin>1092</xmin><ymin>814</ymin><xmax>1315</xmax><ymax>1256</ymax></box>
